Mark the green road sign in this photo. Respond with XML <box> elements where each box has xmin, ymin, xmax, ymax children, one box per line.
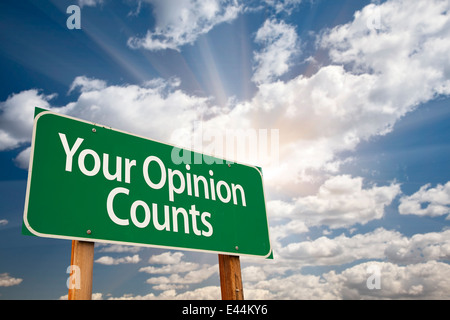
<box><xmin>23</xmin><ymin>109</ymin><xmax>272</xmax><ymax>258</ymax></box>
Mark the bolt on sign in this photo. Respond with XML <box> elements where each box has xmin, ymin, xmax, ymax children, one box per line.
<box><xmin>23</xmin><ymin>109</ymin><xmax>272</xmax><ymax>258</ymax></box>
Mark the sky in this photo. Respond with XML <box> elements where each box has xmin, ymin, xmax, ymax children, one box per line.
<box><xmin>0</xmin><ymin>0</ymin><xmax>449</xmax><ymax>300</ymax></box>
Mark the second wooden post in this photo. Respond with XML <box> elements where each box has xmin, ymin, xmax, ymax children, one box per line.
<box><xmin>68</xmin><ymin>240</ymin><xmax>95</xmax><ymax>300</ymax></box>
<box><xmin>218</xmin><ymin>254</ymin><xmax>244</xmax><ymax>300</ymax></box>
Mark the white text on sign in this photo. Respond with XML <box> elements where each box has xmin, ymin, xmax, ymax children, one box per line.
<box><xmin>58</xmin><ymin>132</ymin><xmax>248</xmax><ymax>237</ymax></box>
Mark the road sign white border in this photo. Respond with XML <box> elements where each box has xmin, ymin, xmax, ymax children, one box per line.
<box><xmin>23</xmin><ymin>109</ymin><xmax>273</xmax><ymax>259</ymax></box>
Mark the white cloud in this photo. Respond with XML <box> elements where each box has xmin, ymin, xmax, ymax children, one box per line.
<box><xmin>139</xmin><ymin>251</ymin><xmax>218</xmax><ymax>294</ymax></box>
<box><xmin>77</xmin><ymin>0</ymin><xmax>103</xmax><ymax>8</ymax></box>
<box><xmin>247</xmin><ymin>260</ymin><xmax>450</xmax><ymax>299</ymax></box>
<box><xmin>0</xmin><ymin>90</ymin><xmax>60</xmax><ymax>151</ymax></box>
<box><xmin>399</xmin><ymin>181</ymin><xmax>450</xmax><ymax>218</ymax></box>
<box><xmin>227</xmin><ymin>0</ymin><xmax>450</xmax><ymax>189</ymax></box>
<box><xmin>168</xmin><ymin>286</ymin><xmax>220</xmax><ymax>299</ymax></box>
<box><xmin>107</xmin><ymin>292</ymin><xmax>157</xmax><ymax>300</ymax></box>
<box><xmin>276</xmin><ymin>227</ymin><xmax>450</xmax><ymax>266</ymax></box>
<box><xmin>148</xmin><ymin>251</ymin><xmax>184</xmax><ymax>264</ymax></box>
<box><xmin>0</xmin><ymin>273</ymin><xmax>23</xmax><ymax>287</ymax></box>
<box><xmin>91</xmin><ymin>292</ymin><xmax>104</xmax><ymax>300</ymax></box>
<box><xmin>242</xmin><ymin>265</ymin><xmax>267</xmax><ymax>283</ymax></box>
<box><xmin>100</xmin><ymin>258</ymin><xmax>450</xmax><ymax>299</ymax></box>
<box><xmin>252</xmin><ymin>19</ymin><xmax>299</xmax><ymax>84</ymax></box>
<box><xmin>295</xmin><ymin>175</ymin><xmax>400</xmax><ymax>228</ymax></box>
<box><xmin>59</xmin><ymin>292</ymin><xmax>103</xmax><ymax>300</ymax></box>
<box><xmin>247</xmin><ymin>271</ymin><xmax>337</xmax><ymax>299</ymax></box>
<box><xmin>0</xmin><ymin>219</ymin><xmax>8</xmax><ymax>226</ymax></box>
<box><xmin>263</xmin><ymin>0</ymin><xmax>302</xmax><ymax>14</ymax></box>
<box><xmin>127</xmin><ymin>0</ymin><xmax>242</xmax><ymax>51</ymax></box>
<box><xmin>335</xmin><ymin>261</ymin><xmax>450</xmax><ymax>299</ymax></box>
<box><xmin>385</xmin><ymin>229</ymin><xmax>450</xmax><ymax>264</ymax></box>
<box><xmin>64</xmin><ymin>79</ymin><xmax>207</xmax><ymax>144</ymax></box>
<box><xmin>108</xmin><ymin>286</ymin><xmax>220</xmax><ymax>300</ymax></box>
<box><xmin>193</xmin><ymin>64</ymin><xmax>385</xmax><ymax>186</ymax></box>
<box><xmin>76</xmin><ymin>258</ymin><xmax>450</xmax><ymax>299</ymax></box>
<box><xmin>199</xmin><ymin>33</ymin><xmax>449</xmax><ymax>188</ymax></box>
<box><xmin>269</xmin><ymin>175</ymin><xmax>401</xmax><ymax>229</ymax></box>
<box><xmin>86</xmin><ymin>226</ymin><xmax>450</xmax><ymax>300</ymax></box>
<box><xmin>68</xmin><ymin>76</ymin><xmax>107</xmax><ymax>94</ymax></box>
<box><xmin>0</xmin><ymin>77</ymin><xmax>211</xmax><ymax>173</ymax></box>
<box><xmin>278</xmin><ymin>228</ymin><xmax>398</xmax><ymax>265</ymax></box>
<box><xmin>97</xmin><ymin>244</ymin><xmax>142</xmax><ymax>253</ymax></box>
<box><xmin>95</xmin><ymin>254</ymin><xmax>141</xmax><ymax>265</ymax></box>
<box><xmin>139</xmin><ymin>261</ymin><xmax>200</xmax><ymax>274</ymax></box>
<box><xmin>145</xmin><ymin>264</ymin><xmax>217</xmax><ymax>285</ymax></box>
<box><xmin>320</xmin><ymin>0</ymin><xmax>450</xmax><ymax>105</ymax></box>
<box><xmin>151</xmin><ymin>284</ymin><xmax>187</xmax><ymax>291</ymax></box>
<box><xmin>13</xmin><ymin>147</ymin><xmax>31</xmax><ymax>170</ymax></box>
<box><xmin>270</xmin><ymin>219</ymin><xmax>308</xmax><ymax>241</ymax></box>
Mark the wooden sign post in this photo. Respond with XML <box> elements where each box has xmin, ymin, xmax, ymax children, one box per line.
<box><xmin>218</xmin><ymin>254</ymin><xmax>244</xmax><ymax>300</ymax></box>
<box><xmin>68</xmin><ymin>240</ymin><xmax>94</xmax><ymax>300</ymax></box>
